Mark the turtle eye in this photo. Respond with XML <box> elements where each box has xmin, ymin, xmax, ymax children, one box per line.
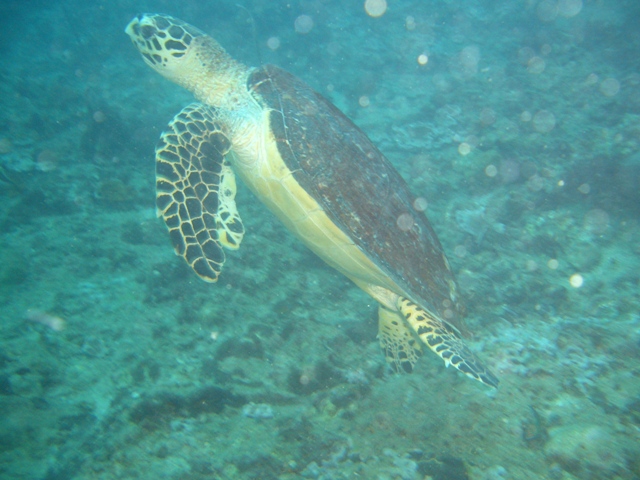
<box><xmin>141</xmin><ymin>25</ymin><xmax>156</xmax><ymax>40</ymax></box>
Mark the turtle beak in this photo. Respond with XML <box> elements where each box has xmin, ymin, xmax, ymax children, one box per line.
<box><xmin>125</xmin><ymin>14</ymin><xmax>155</xmax><ymax>40</ymax></box>
<box><xmin>124</xmin><ymin>16</ymin><xmax>140</xmax><ymax>37</ymax></box>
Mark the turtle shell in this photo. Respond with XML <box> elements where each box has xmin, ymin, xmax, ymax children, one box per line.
<box><xmin>248</xmin><ymin>65</ymin><xmax>466</xmax><ymax>333</ymax></box>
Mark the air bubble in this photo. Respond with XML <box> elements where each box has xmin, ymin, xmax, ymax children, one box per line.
<box><xmin>0</xmin><ymin>138</ymin><xmax>12</xmax><ymax>154</ymax></box>
<box><xmin>584</xmin><ymin>209</ymin><xmax>609</xmax><ymax>234</ymax></box>
<box><xmin>532</xmin><ymin>110</ymin><xmax>556</xmax><ymax>133</ymax></box>
<box><xmin>600</xmin><ymin>78</ymin><xmax>620</xmax><ymax>97</ymax></box>
<box><xmin>536</xmin><ymin>0</ymin><xmax>559</xmax><ymax>22</ymax></box>
<box><xmin>558</xmin><ymin>0</ymin><xmax>583</xmax><ymax>17</ymax></box>
<box><xmin>569</xmin><ymin>274</ymin><xmax>584</xmax><ymax>288</ymax></box>
<box><xmin>413</xmin><ymin>197</ymin><xmax>428</xmax><ymax>212</ymax></box>
<box><xmin>526</xmin><ymin>175</ymin><xmax>545</xmax><ymax>192</ymax></box>
<box><xmin>585</xmin><ymin>73</ymin><xmax>599</xmax><ymax>86</ymax></box>
<box><xmin>527</xmin><ymin>56</ymin><xmax>546</xmax><ymax>74</ymax></box>
<box><xmin>405</xmin><ymin>16</ymin><xmax>416</xmax><ymax>31</ymax></box>
<box><xmin>479</xmin><ymin>108</ymin><xmax>496</xmax><ymax>126</ymax></box>
<box><xmin>267</xmin><ymin>37</ymin><xmax>281</xmax><ymax>50</ymax></box>
<box><xmin>577</xmin><ymin>183</ymin><xmax>590</xmax><ymax>194</ymax></box>
<box><xmin>454</xmin><ymin>245</ymin><xmax>467</xmax><ymax>258</ymax></box>
<box><xmin>499</xmin><ymin>159</ymin><xmax>520</xmax><ymax>183</ymax></box>
<box><xmin>458</xmin><ymin>143</ymin><xmax>471</xmax><ymax>156</ymax></box>
<box><xmin>485</xmin><ymin>164</ymin><xmax>498</xmax><ymax>177</ymax></box>
<box><xmin>518</xmin><ymin>47</ymin><xmax>535</xmax><ymax>65</ymax></box>
<box><xmin>459</xmin><ymin>45</ymin><xmax>481</xmax><ymax>75</ymax></box>
<box><xmin>294</xmin><ymin>15</ymin><xmax>314</xmax><ymax>34</ymax></box>
<box><xmin>364</xmin><ymin>0</ymin><xmax>387</xmax><ymax>17</ymax></box>
<box><xmin>396</xmin><ymin>213</ymin><xmax>414</xmax><ymax>231</ymax></box>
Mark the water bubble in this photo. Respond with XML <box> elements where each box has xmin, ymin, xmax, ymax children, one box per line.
<box><xmin>364</xmin><ymin>0</ymin><xmax>387</xmax><ymax>17</ymax></box>
<box><xmin>600</xmin><ymin>78</ymin><xmax>620</xmax><ymax>97</ymax></box>
<box><xmin>267</xmin><ymin>37</ymin><xmax>281</xmax><ymax>50</ymax></box>
<box><xmin>569</xmin><ymin>273</ymin><xmax>584</xmax><ymax>288</ymax></box>
<box><xmin>0</xmin><ymin>138</ymin><xmax>12</xmax><ymax>154</ymax></box>
<box><xmin>526</xmin><ymin>174</ymin><xmax>545</xmax><ymax>192</ymax></box>
<box><xmin>527</xmin><ymin>56</ymin><xmax>546</xmax><ymax>74</ymax></box>
<box><xmin>461</xmin><ymin>45</ymin><xmax>481</xmax><ymax>66</ymax></box>
<box><xmin>396</xmin><ymin>213</ymin><xmax>414</xmax><ymax>231</ymax></box>
<box><xmin>532</xmin><ymin>110</ymin><xmax>556</xmax><ymax>133</ymax></box>
<box><xmin>520</xmin><ymin>111</ymin><xmax>532</xmax><ymax>122</ymax></box>
<box><xmin>454</xmin><ymin>245</ymin><xmax>467</xmax><ymax>258</ymax></box>
<box><xmin>358</xmin><ymin>96</ymin><xmax>370</xmax><ymax>107</ymax></box>
<box><xmin>417</xmin><ymin>54</ymin><xmax>429</xmax><ymax>65</ymax></box>
<box><xmin>459</xmin><ymin>45</ymin><xmax>481</xmax><ymax>75</ymax></box>
<box><xmin>485</xmin><ymin>164</ymin><xmax>498</xmax><ymax>177</ymax></box>
<box><xmin>536</xmin><ymin>0</ymin><xmax>559</xmax><ymax>22</ymax></box>
<box><xmin>294</xmin><ymin>15</ymin><xmax>314</xmax><ymax>34</ymax></box>
<box><xmin>93</xmin><ymin>111</ymin><xmax>106</xmax><ymax>123</ymax></box>
<box><xmin>458</xmin><ymin>142</ymin><xmax>471</xmax><ymax>156</ymax></box>
<box><xmin>413</xmin><ymin>197</ymin><xmax>428</xmax><ymax>212</ymax></box>
<box><xmin>480</xmin><ymin>108</ymin><xmax>497</xmax><ymax>126</ymax></box>
<box><xmin>577</xmin><ymin>183</ymin><xmax>590</xmax><ymax>194</ymax></box>
<box><xmin>585</xmin><ymin>73</ymin><xmax>599</xmax><ymax>86</ymax></box>
<box><xmin>500</xmin><ymin>119</ymin><xmax>520</xmax><ymax>140</ymax></box>
<box><xmin>584</xmin><ymin>209</ymin><xmax>609</xmax><ymax>234</ymax></box>
<box><xmin>518</xmin><ymin>47</ymin><xmax>535</xmax><ymax>65</ymax></box>
<box><xmin>325</xmin><ymin>42</ymin><xmax>340</xmax><ymax>57</ymax></box>
<box><xmin>520</xmin><ymin>161</ymin><xmax>538</xmax><ymax>179</ymax></box>
<box><xmin>432</xmin><ymin>74</ymin><xmax>451</xmax><ymax>92</ymax></box>
<box><xmin>466</xmin><ymin>135</ymin><xmax>480</xmax><ymax>147</ymax></box>
<box><xmin>499</xmin><ymin>159</ymin><xmax>520</xmax><ymax>183</ymax></box>
<box><xmin>36</xmin><ymin>150</ymin><xmax>58</xmax><ymax>172</ymax></box>
<box><xmin>405</xmin><ymin>16</ymin><xmax>416</xmax><ymax>31</ymax></box>
<box><xmin>558</xmin><ymin>0</ymin><xmax>583</xmax><ymax>17</ymax></box>
<box><xmin>547</xmin><ymin>259</ymin><xmax>559</xmax><ymax>270</ymax></box>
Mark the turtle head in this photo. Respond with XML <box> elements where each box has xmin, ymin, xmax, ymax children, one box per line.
<box><xmin>125</xmin><ymin>14</ymin><xmax>204</xmax><ymax>77</ymax></box>
<box><xmin>126</xmin><ymin>14</ymin><xmax>246</xmax><ymax>103</ymax></box>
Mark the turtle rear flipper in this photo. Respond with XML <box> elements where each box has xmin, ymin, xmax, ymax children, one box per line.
<box><xmin>398</xmin><ymin>297</ymin><xmax>499</xmax><ymax>388</ymax></box>
<box><xmin>155</xmin><ymin>103</ymin><xmax>244</xmax><ymax>282</ymax></box>
<box><xmin>378</xmin><ymin>305</ymin><xmax>423</xmax><ymax>373</ymax></box>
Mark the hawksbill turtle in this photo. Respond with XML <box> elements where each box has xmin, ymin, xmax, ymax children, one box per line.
<box><xmin>125</xmin><ymin>14</ymin><xmax>499</xmax><ymax>388</ymax></box>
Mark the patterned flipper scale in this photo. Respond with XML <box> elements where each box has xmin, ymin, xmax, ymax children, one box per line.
<box><xmin>155</xmin><ymin>103</ymin><xmax>244</xmax><ymax>282</ymax></box>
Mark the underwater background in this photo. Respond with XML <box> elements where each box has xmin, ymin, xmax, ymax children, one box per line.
<box><xmin>1</xmin><ymin>0</ymin><xmax>639</xmax><ymax>479</ymax></box>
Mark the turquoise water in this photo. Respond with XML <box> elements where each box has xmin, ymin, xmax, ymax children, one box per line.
<box><xmin>1</xmin><ymin>1</ymin><xmax>639</xmax><ymax>479</ymax></box>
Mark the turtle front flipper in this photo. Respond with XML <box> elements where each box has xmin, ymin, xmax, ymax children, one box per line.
<box><xmin>398</xmin><ymin>298</ymin><xmax>499</xmax><ymax>388</ymax></box>
<box><xmin>155</xmin><ymin>103</ymin><xmax>244</xmax><ymax>282</ymax></box>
